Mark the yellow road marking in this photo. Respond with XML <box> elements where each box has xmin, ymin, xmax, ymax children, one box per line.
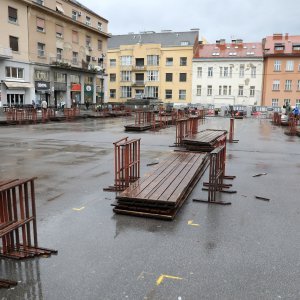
<box><xmin>156</xmin><ymin>274</ymin><xmax>183</xmax><ymax>286</ymax></box>
<box><xmin>72</xmin><ymin>206</ymin><xmax>85</xmax><ymax>211</ymax></box>
<box><xmin>188</xmin><ymin>220</ymin><xmax>200</xmax><ymax>226</ymax></box>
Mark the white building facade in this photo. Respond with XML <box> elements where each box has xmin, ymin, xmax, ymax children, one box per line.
<box><xmin>192</xmin><ymin>40</ymin><xmax>264</xmax><ymax>107</ymax></box>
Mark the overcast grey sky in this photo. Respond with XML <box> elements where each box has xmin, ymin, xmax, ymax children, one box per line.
<box><xmin>80</xmin><ymin>0</ymin><xmax>299</xmax><ymax>43</ymax></box>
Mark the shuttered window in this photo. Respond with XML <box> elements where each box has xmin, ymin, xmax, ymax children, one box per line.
<box><xmin>9</xmin><ymin>36</ymin><xmax>19</xmax><ymax>51</ymax></box>
<box><xmin>72</xmin><ymin>30</ymin><xmax>78</xmax><ymax>43</ymax></box>
<box><xmin>8</xmin><ymin>7</ymin><xmax>18</xmax><ymax>23</ymax></box>
<box><xmin>36</xmin><ymin>17</ymin><xmax>45</xmax><ymax>32</ymax></box>
<box><xmin>56</xmin><ymin>24</ymin><xmax>63</xmax><ymax>38</ymax></box>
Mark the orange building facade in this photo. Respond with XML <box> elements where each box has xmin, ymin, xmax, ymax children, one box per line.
<box><xmin>262</xmin><ymin>33</ymin><xmax>300</xmax><ymax>108</ymax></box>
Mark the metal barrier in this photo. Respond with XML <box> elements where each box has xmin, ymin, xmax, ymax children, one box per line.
<box><xmin>272</xmin><ymin>112</ymin><xmax>281</xmax><ymax>125</ymax></box>
<box><xmin>193</xmin><ymin>145</ymin><xmax>236</xmax><ymax>205</ymax></box>
<box><xmin>175</xmin><ymin>117</ymin><xmax>199</xmax><ymax>146</ymax></box>
<box><xmin>0</xmin><ymin>178</ymin><xmax>57</xmax><ymax>259</ymax></box>
<box><xmin>6</xmin><ymin>109</ymin><xmax>38</xmax><ymax>124</ymax></box>
<box><xmin>287</xmin><ymin>116</ymin><xmax>298</xmax><ymax>136</ymax></box>
<box><xmin>104</xmin><ymin>137</ymin><xmax>141</xmax><ymax>191</ymax></box>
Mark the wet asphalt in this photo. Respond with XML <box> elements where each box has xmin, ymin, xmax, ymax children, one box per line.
<box><xmin>0</xmin><ymin>116</ymin><xmax>299</xmax><ymax>300</ymax></box>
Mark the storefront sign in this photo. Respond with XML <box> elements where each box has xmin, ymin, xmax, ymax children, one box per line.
<box><xmin>71</xmin><ymin>83</ymin><xmax>81</xmax><ymax>91</ymax></box>
<box><xmin>84</xmin><ymin>84</ymin><xmax>93</xmax><ymax>93</ymax></box>
<box><xmin>35</xmin><ymin>81</ymin><xmax>50</xmax><ymax>91</ymax></box>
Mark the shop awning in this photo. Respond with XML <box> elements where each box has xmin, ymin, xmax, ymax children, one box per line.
<box><xmin>4</xmin><ymin>81</ymin><xmax>34</xmax><ymax>89</ymax></box>
<box><xmin>56</xmin><ymin>3</ymin><xmax>65</xmax><ymax>14</ymax></box>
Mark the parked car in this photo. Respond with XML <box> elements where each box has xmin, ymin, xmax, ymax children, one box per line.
<box><xmin>281</xmin><ymin>114</ymin><xmax>289</xmax><ymax>125</ymax></box>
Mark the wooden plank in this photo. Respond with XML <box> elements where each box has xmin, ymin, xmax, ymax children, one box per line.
<box><xmin>119</xmin><ymin>153</ymin><xmax>182</xmax><ymax>199</ymax></box>
<box><xmin>159</xmin><ymin>153</ymin><xmax>207</xmax><ymax>202</ymax></box>
<box><xmin>147</xmin><ymin>153</ymin><xmax>203</xmax><ymax>202</ymax></box>
<box><xmin>139</xmin><ymin>153</ymin><xmax>197</xmax><ymax>200</ymax></box>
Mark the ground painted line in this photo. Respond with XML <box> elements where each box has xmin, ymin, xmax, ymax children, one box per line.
<box><xmin>188</xmin><ymin>220</ymin><xmax>200</xmax><ymax>226</ymax></box>
<box><xmin>72</xmin><ymin>207</ymin><xmax>85</xmax><ymax>211</ymax></box>
<box><xmin>156</xmin><ymin>274</ymin><xmax>183</xmax><ymax>286</ymax></box>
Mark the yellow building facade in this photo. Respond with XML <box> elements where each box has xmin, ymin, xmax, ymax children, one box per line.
<box><xmin>107</xmin><ymin>31</ymin><xmax>199</xmax><ymax>104</ymax></box>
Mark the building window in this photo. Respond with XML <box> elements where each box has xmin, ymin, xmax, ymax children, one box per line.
<box><xmin>179</xmin><ymin>73</ymin><xmax>187</xmax><ymax>82</ymax></box>
<box><xmin>274</xmin><ymin>60</ymin><xmax>281</xmax><ymax>71</ymax></box>
<box><xmin>37</xmin><ymin>43</ymin><xmax>45</xmax><ymax>57</ymax></box>
<box><xmin>9</xmin><ymin>36</ymin><xmax>19</xmax><ymax>52</ymax></box>
<box><xmin>110</xmin><ymin>59</ymin><xmax>116</xmax><ymax>67</ymax></box>
<box><xmin>54</xmin><ymin>72</ymin><xmax>67</xmax><ymax>82</ymax></box>
<box><xmin>121</xmin><ymin>56</ymin><xmax>132</xmax><ymax>66</ymax></box>
<box><xmin>121</xmin><ymin>86</ymin><xmax>131</xmax><ymax>98</ymax></box>
<box><xmin>147</xmin><ymin>55</ymin><xmax>159</xmax><ymax>66</ymax></box>
<box><xmin>72</xmin><ymin>10</ymin><xmax>78</xmax><ymax>20</ymax></box>
<box><xmin>297</xmin><ymin>80</ymin><xmax>300</xmax><ymax>91</ymax></box>
<box><xmin>285</xmin><ymin>80</ymin><xmax>292</xmax><ymax>91</ymax></box>
<box><xmin>121</xmin><ymin>71</ymin><xmax>131</xmax><ymax>81</ymax></box>
<box><xmin>180</xmin><ymin>41</ymin><xmax>189</xmax><ymax>46</ymax></box>
<box><xmin>110</xmin><ymin>73</ymin><xmax>116</xmax><ymax>82</ymax></box>
<box><xmin>35</xmin><ymin>70</ymin><xmax>49</xmax><ymax>81</ymax></box>
<box><xmin>272</xmin><ymin>80</ymin><xmax>280</xmax><ymax>91</ymax></box>
<box><xmin>36</xmin><ymin>17</ymin><xmax>45</xmax><ymax>32</ymax></box>
<box><xmin>196</xmin><ymin>85</ymin><xmax>201</xmax><ymax>96</ymax></box>
<box><xmin>110</xmin><ymin>89</ymin><xmax>116</xmax><ymax>98</ymax></box>
<box><xmin>250</xmin><ymin>86</ymin><xmax>255</xmax><ymax>97</ymax></box>
<box><xmin>56</xmin><ymin>48</ymin><xmax>63</xmax><ymax>60</ymax></box>
<box><xmin>86</xmin><ymin>36</ymin><xmax>91</xmax><ymax>47</ymax></box>
<box><xmin>165</xmin><ymin>89</ymin><xmax>172</xmax><ymax>99</ymax></box>
<box><xmin>286</xmin><ymin>60</ymin><xmax>294</xmax><ymax>71</ymax></box>
<box><xmin>72</xmin><ymin>30</ymin><xmax>79</xmax><ymax>43</ymax></box>
<box><xmin>219</xmin><ymin>85</ymin><xmax>222</xmax><ymax>95</ymax></box>
<box><xmin>180</xmin><ymin>57</ymin><xmax>187</xmax><ymax>66</ymax></box>
<box><xmin>179</xmin><ymin>90</ymin><xmax>186</xmax><ymax>100</ymax></box>
<box><xmin>97</xmin><ymin>22</ymin><xmax>102</xmax><ymax>31</ymax></box>
<box><xmin>147</xmin><ymin>70</ymin><xmax>159</xmax><ymax>81</ymax></box>
<box><xmin>145</xmin><ymin>86</ymin><xmax>158</xmax><ymax>98</ymax></box>
<box><xmin>197</xmin><ymin>67</ymin><xmax>202</xmax><ymax>78</ymax></box>
<box><xmin>284</xmin><ymin>99</ymin><xmax>290</xmax><ymax>106</ymax></box>
<box><xmin>272</xmin><ymin>99</ymin><xmax>279</xmax><ymax>107</ymax></box>
<box><xmin>7</xmin><ymin>94</ymin><xmax>24</xmax><ymax>107</ymax></box>
<box><xmin>35</xmin><ymin>0</ymin><xmax>44</xmax><ymax>5</ymax></box>
<box><xmin>220</xmin><ymin>66</ymin><xmax>230</xmax><ymax>77</ymax></box>
<box><xmin>239</xmin><ymin>65</ymin><xmax>245</xmax><ymax>77</ymax></box>
<box><xmin>166</xmin><ymin>57</ymin><xmax>173</xmax><ymax>66</ymax></box>
<box><xmin>56</xmin><ymin>24</ymin><xmax>63</xmax><ymax>38</ymax></box>
<box><xmin>8</xmin><ymin>7</ymin><xmax>18</xmax><ymax>23</ymax></box>
<box><xmin>223</xmin><ymin>85</ymin><xmax>227</xmax><ymax>95</ymax></box>
<box><xmin>207</xmin><ymin>85</ymin><xmax>212</xmax><ymax>96</ymax></box>
<box><xmin>251</xmin><ymin>66</ymin><xmax>256</xmax><ymax>78</ymax></box>
<box><xmin>98</xmin><ymin>40</ymin><xmax>102</xmax><ymax>51</ymax></box>
<box><xmin>208</xmin><ymin>67</ymin><xmax>213</xmax><ymax>77</ymax></box>
<box><xmin>238</xmin><ymin>85</ymin><xmax>244</xmax><ymax>96</ymax></box>
<box><xmin>72</xmin><ymin>52</ymin><xmax>78</xmax><ymax>65</ymax></box>
<box><xmin>5</xmin><ymin>67</ymin><xmax>24</xmax><ymax>79</ymax></box>
<box><xmin>228</xmin><ymin>86</ymin><xmax>232</xmax><ymax>95</ymax></box>
<box><xmin>166</xmin><ymin>73</ymin><xmax>173</xmax><ymax>82</ymax></box>
<box><xmin>296</xmin><ymin>99</ymin><xmax>300</xmax><ymax>107</ymax></box>
<box><xmin>86</xmin><ymin>16</ymin><xmax>91</xmax><ymax>26</ymax></box>
<box><xmin>86</xmin><ymin>55</ymin><xmax>91</xmax><ymax>63</ymax></box>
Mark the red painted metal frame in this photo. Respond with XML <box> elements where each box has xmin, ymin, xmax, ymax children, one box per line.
<box><xmin>0</xmin><ymin>178</ymin><xmax>57</xmax><ymax>259</ymax></box>
<box><xmin>105</xmin><ymin>137</ymin><xmax>141</xmax><ymax>191</ymax></box>
<box><xmin>175</xmin><ymin>117</ymin><xmax>199</xmax><ymax>146</ymax></box>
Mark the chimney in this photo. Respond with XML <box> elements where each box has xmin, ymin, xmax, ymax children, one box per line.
<box><xmin>285</xmin><ymin>33</ymin><xmax>289</xmax><ymax>40</ymax></box>
<box><xmin>273</xmin><ymin>33</ymin><xmax>283</xmax><ymax>40</ymax></box>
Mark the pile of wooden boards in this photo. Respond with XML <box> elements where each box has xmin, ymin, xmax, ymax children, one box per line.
<box><xmin>182</xmin><ymin>129</ymin><xmax>227</xmax><ymax>152</ymax></box>
<box><xmin>113</xmin><ymin>152</ymin><xmax>209</xmax><ymax>220</ymax></box>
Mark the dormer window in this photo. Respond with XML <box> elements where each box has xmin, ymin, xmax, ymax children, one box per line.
<box><xmin>274</xmin><ymin>43</ymin><xmax>284</xmax><ymax>51</ymax></box>
<box><xmin>292</xmin><ymin>44</ymin><xmax>300</xmax><ymax>51</ymax></box>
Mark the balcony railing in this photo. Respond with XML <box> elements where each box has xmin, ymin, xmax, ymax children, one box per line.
<box><xmin>50</xmin><ymin>57</ymin><xmax>104</xmax><ymax>74</ymax></box>
<box><xmin>0</xmin><ymin>47</ymin><xmax>13</xmax><ymax>59</ymax></box>
<box><xmin>132</xmin><ymin>65</ymin><xmax>146</xmax><ymax>71</ymax></box>
<box><xmin>132</xmin><ymin>80</ymin><xmax>145</xmax><ymax>86</ymax></box>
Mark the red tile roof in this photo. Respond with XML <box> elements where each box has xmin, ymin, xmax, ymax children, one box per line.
<box><xmin>194</xmin><ymin>41</ymin><xmax>263</xmax><ymax>59</ymax></box>
<box><xmin>263</xmin><ymin>34</ymin><xmax>300</xmax><ymax>56</ymax></box>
